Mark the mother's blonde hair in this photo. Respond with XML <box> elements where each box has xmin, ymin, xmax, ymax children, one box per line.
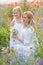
<box><xmin>24</xmin><ymin>11</ymin><xmax>38</xmax><ymax>30</ymax></box>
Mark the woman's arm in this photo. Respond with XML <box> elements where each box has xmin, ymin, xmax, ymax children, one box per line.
<box><xmin>17</xmin><ymin>36</ymin><xmax>24</xmax><ymax>43</ymax></box>
<box><xmin>13</xmin><ymin>35</ymin><xmax>24</xmax><ymax>44</ymax></box>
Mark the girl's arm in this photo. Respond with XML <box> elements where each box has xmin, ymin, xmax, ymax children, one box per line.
<box><xmin>10</xmin><ymin>21</ymin><xmax>14</xmax><ymax>27</ymax></box>
<box><xmin>9</xmin><ymin>19</ymin><xmax>15</xmax><ymax>31</ymax></box>
<box><xmin>10</xmin><ymin>19</ymin><xmax>15</xmax><ymax>27</ymax></box>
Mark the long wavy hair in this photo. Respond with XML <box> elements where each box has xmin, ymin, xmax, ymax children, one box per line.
<box><xmin>24</xmin><ymin>11</ymin><xmax>39</xmax><ymax>30</ymax></box>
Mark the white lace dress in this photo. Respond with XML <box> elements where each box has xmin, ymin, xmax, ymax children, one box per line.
<box><xmin>10</xmin><ymin>24</ymin><xmax>39</xmax><ymax>64</ymax></box>
<box><xmin>10</xmin><ymin>21</ymin><xmax>23</xmax><ymax>50</ymax></box>
<box><xmin>22</xmin><ymin>26</ymin><xmax>39</xmax><ymax>56</ymax></box>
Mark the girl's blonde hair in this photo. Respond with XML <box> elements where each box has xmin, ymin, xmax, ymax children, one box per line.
<box><xmin>24</xmin><ymin>11</ymin><xmax>38</xmax><ymax>30</ymax></box>
<box><xmin>13</xmin><ymin>6</ymin><xmax>22</xmax><ymax>17</ymax></box>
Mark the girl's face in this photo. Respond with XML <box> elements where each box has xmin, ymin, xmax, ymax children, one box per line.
<box><xmin>22</xmin><ymin>13</ymin><xmax>30</xmax><ymax>26</ymax></box>
<box><xmin>14</xmin><ymin>9</ymin><xmax>21</xmax><ymax>19</ymax></box>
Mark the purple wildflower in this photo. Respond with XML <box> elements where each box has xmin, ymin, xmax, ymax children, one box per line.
<box><xmin>41</xmin><ymin>39</ymin><xmax>43</xmax><ymax>43</ymax></box>
<box><xmin>35</xmin><ymin>10</ymin><xmax>40</xmax><ymax>16</ymax></box>
<box><xmin>37</xmin><ymin>58</ymin><xmax>43</xmax><ymax>65</ymax></box>
<box><xmin>19</xmin><ymin>54</ymin><xmax>26</xmax><ymax>62</ymax></box>
<box><xmin>40</xmin><ymin>24</ymin><xmax>43</xmax><ymax>28</ymax></box>
<box><xmin>11</xmin><ymin>57</ymin><xmax>16</xmax><ymax>63</ymax></box>
<box><xmin>0</xmin><ymin>52</ymin><xmax>2</xmax><ymax>56</ymax></box>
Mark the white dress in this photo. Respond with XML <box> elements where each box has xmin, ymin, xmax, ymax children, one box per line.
<box><xmin>22</xmin><ymin>26</ymin><xmax>39</xmax><ymax>57</ymax></box>
<box><xmin>10</xmin><ymin>20</ymin><xmax>23</xmax><ymax>50</ymax></box>
<box><xmin>10</xmin><ymin>24</ymin><xmax>39</xmax><ymax>64</ymax></box>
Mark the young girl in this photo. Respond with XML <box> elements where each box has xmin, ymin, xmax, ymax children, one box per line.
<box><xmin>10</xmin><ymin>6</ymin><xmax>23</xmax><ymax>49</ymax></box>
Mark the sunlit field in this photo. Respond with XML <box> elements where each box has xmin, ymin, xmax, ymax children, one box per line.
<box><xmin>0</xmin><ymin>0</ymin><xmax>43</xmax><ymax>65</ymax></box>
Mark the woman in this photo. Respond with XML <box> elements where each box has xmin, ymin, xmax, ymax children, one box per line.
<box><xmin>22</xmin><ymin>11</ymin><xmax>39</xmax><ymax>56</ymax></box>
<box><xmin>14</xmin><ymin>11</ymin><xmax>40</xmax><ymax>64</ymax></box>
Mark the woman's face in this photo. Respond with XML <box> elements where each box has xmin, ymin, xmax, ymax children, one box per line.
<box><xmin>14</xmin><ymin>9</ymin><xmax>21</xmax><ymax>19</ymax></box>
<box><xmin>22</xmin><ymin>13</ymin><xmax>30</xmax><ymax>26</ymax></box>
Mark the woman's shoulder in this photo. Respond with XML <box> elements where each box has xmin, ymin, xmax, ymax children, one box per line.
<box><xmin>27</xmin><ymin>26</ymin><xmax>35</xmax><ymax>33</ymax></box>
<box><xmin>30</xmin><ymin>26</ymin><xmax>35</xmax><ymax>31</ymax></box>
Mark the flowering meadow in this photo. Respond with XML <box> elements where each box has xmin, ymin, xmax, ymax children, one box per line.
<box><xmin>0</xmin><ymin>0</ymin><xmax>43</xmax><ymax>65</ymax></box>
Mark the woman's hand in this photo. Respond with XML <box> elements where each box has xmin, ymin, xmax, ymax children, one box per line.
<box><xmin>13</xmin><ymin>35</ymin><xmax>18</xmax><ymax>39</ymax></box>
<box><xmin>13</xmin><ymin>35</ymin><xmax>24</xmax><ymax>44</ymax></box>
